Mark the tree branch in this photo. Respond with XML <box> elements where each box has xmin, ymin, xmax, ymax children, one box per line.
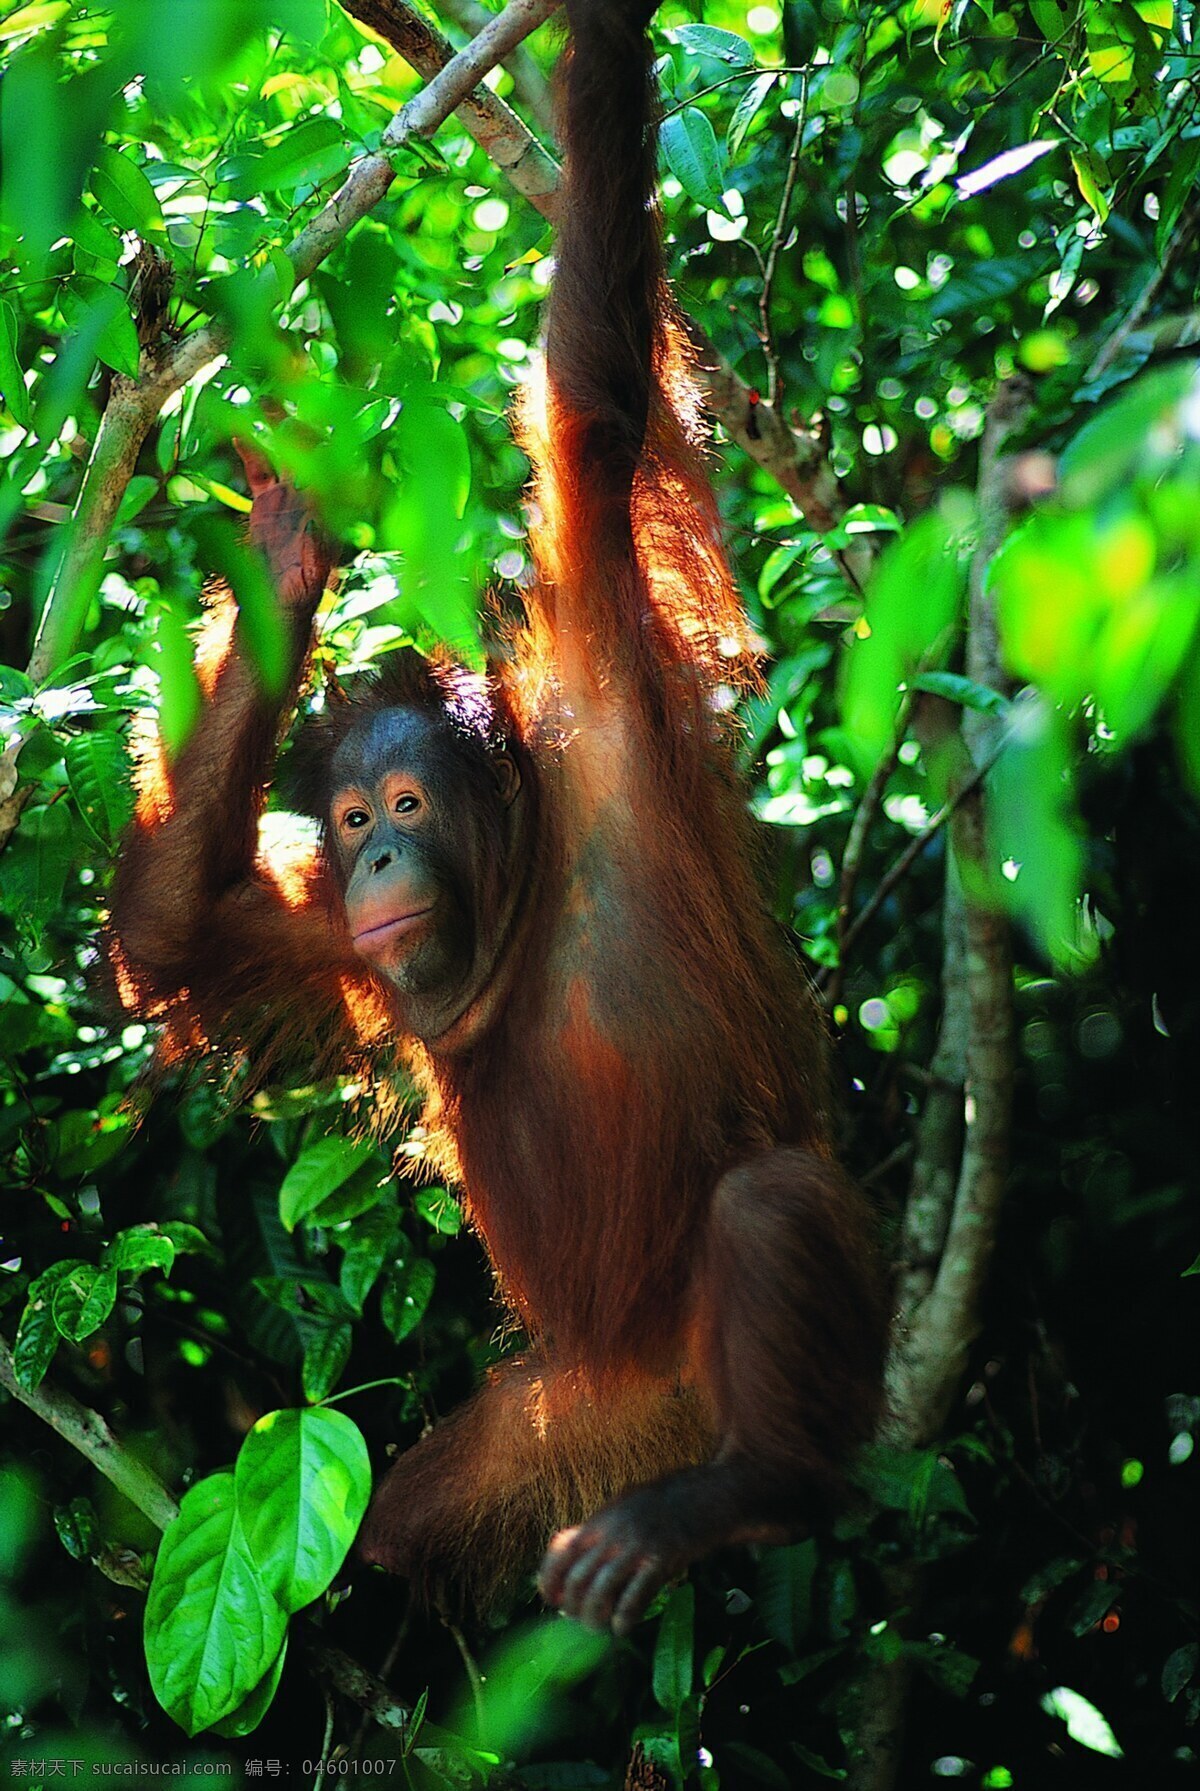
<box><xmin>848</xmin><ymin>380</ymin><xmax>1028</xmax><ymax>1791</ymax></box>
<box><xmin>0</xmin><ymin>1336</ymin><xmax>179</xmax><ymax>1532</ymax></box>
<box><xmin>436</xmin><ymin>0</ymin><xmax>556</xmax><ymax>136</ymax></box>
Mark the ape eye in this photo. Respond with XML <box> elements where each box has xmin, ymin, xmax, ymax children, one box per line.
<box><xmin>395</xmin><ymin>795</ymin><xmax>420</xmax><ymax>816</ymax></box>
<box><xmin>342</xmin><ymin>808</ymin><xmax>370</xmax><ymax>830</ymax></box>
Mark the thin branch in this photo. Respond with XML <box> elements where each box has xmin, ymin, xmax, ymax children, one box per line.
<box><xmin>309</xmin><ymin>1642</ymin><xmax>414</xmax><ymax>1734</ymax></box>
<box><xmin>839</xmin><ymin>737</ymin><xmax>1004</xmax><ymax>972</ymax></box>
<box><xmin>823</xmin><ymin>684</ymin><xmax>917</xmax><ymax>1008</ymax></box>
<box><xmin>1084</xmin><ymin>193</ymin><xmax>1200</xmax><ymax>385</ymax></box>
<box><xmin>0</xmin><ymin>1336</ymin><xmax>179</xmax><ymax>1532</ymax></box>
<box><xmin>758</xmin><ymin>75</ymin><xmax>806</xmax><ymax>410</ymax></box>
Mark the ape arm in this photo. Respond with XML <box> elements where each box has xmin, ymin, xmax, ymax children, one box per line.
<box><xmin>520</xmin><ymin>0</ymin><xmax>752</xmax><ymax>820</ymax></box>
<box><xmin>110</xmin><ymin>451</ymin><xmax>352</xmax><ymax>1048</ymax></box>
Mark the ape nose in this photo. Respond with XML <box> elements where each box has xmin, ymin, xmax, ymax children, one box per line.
<box><xmin>369</xmin><ymin>849</ymin><xmax>394</xmax><ymax>873</ymax></box>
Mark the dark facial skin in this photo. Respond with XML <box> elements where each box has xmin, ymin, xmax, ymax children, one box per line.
<box><xmin>328</xmin><ymin>706</ymin><xmax>520</xmax><ymax>1035</ymax></box>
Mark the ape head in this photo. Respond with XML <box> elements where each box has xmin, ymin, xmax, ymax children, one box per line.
<box><xmin>292</xmin><ymin>651</ymin><xmax>524</xmax><ymax>1033</ymax></box>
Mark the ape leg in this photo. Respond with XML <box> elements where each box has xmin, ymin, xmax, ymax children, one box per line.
<box><xmin>358</xmin><ymin>1353</ymin><xmax>713</xmax><ymax>1612</ymax></box>
<box><xmin>539</xmin><ymin>1150</ymin><xmax>889</xmax><ymax>1632</ymax></box>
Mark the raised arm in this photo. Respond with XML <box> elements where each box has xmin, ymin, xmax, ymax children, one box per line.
<box><xmin>108</xmin><ymin>449</ymin><xmax>356</xmax><ymax>1070</ymax></box>
<box><xmin>517</xmin><ymin>0</ymin><xmax>754</xmax><ymax>758</ymax></box>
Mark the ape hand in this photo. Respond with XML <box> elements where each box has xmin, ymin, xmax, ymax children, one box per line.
<box><xmin>234</xmin><ymin>439</ymin><xmax>333</xmax><ymax>610</ymax></box>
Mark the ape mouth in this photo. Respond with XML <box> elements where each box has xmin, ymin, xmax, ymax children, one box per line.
<box><xmin>353</xmin><ymin>908</ymin><xmax>434</xmax><ymax>952</ymax></box>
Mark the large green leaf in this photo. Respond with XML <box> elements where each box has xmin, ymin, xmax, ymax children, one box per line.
<box><xmin>65</xmin><ymin>730</ymin><xmax>134</xmax><ymax>851</ymax></box>
<box><xmin>145</xmin><ymin>1473</ymin><xmax>288</xmax><ymax>1737</ymax></box>
<box><xmin>234</xmin><ymin>1407</ymin><xmax>371</xmax><ymax>1614</ymax></box>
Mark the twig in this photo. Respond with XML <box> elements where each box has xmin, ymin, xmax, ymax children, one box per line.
<box><xmin>310</xmin><ymin>1642</ymin><xmax>414</xmax><ymax>1734</ymax></box>
<box><xmin>824</xmin><ymin>685</ymin><xmax>917</xmax><ymax>1007</ymax></box>
<box><xmin>758</xmin><ymin>75</ymin><xmax>807</xmax><ymax>409</ymax></box>
<box><xmin>314</xmin><ymin>1690</ymin><xmax>337</xmax><ymax>1787</ymax></box>
<box><xmin>0</xmin><ymin>1336</ymin><xmax>179</xmax><ymax>1532</ymax></box>
<box><xmin>445</xmin><ymin>1618</ymin><xmax>486</xmax><ymax>1734</ymax></box>
<box><xmin>1084</xmin><ymin>193</ymin><xmax>1200</xmax><ymax>385</ymax></box>
<box><xmin>838</xmin><ymin>739</ymin><xmax>1004</xmax><ymax>971</ymax></box>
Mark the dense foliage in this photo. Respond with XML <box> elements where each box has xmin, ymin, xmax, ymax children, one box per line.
<box><xmin>0</xmin><ymin>0</ymin><xmax>1198</xmax><ymax>1785</ymax></box>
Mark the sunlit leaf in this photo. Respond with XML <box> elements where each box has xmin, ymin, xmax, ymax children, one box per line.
<box><xmin>235</xmin><ymin>1407</ymin><xmax>370</xmax><ymax>1613</ymax></box>
<box><xmin>1040</xmin><ymin>1686</ymin><xmax>1123</xmax><ymax>1757</ymax></box>
<box><xmin>151</xmin><ymin>602</ymin><xmax>201</xmax><ymax>761</ymax></box>
<box><xmin>279</xmin><ymin>1135</ymin><xmax>379</xmax><ymax>1232</ymax></box>
<box><xmin>671</xmin><ymin>23</ymin><xmax>754</xmax><ymax>66</ymax></box>
<box><xmin>462</xmin><ymin>1617</ymin><xmax>610</xmax><ymax>1756</ymax></box>
<box><xmin>91</xmin><ymin>147</ymin><xmax>166</xmax><ymax>237</ymax></box>
<box><xmin>145</xmin><ymin>1473</ymin><xmax>287</xmax><ymax>1736</ymax></box>
<box><xmin>0</xmin><ymin>301</ymin><xmax>32</xmax><ymax>430</ymax></box>
<box><xmin>841</xmin><ymin>499</ymin><xmax>970</xmax><ymax>769</ymax></box>
<box><xmin>728</xmin><ymin>71</ymin><xmax>778</xmax><ymax>160</ymax></box>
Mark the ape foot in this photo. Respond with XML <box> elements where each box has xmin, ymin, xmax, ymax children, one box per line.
<box><xmin>538</xmin><ymin>1487</ymin><xmax>683</xmax><ymax>1635</ymax></box>
<box><xmin>538</xmin><ymin>1461</ymin><xmax>796</xmax><ymax>1635</ymax></box>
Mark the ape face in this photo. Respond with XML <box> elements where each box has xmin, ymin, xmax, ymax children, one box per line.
<box><xmin>328</xmin><ymin>706</ymin><xmax>520</xmax><ymax>1018</ymax></box>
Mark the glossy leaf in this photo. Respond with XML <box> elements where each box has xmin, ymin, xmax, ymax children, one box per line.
<box><xmin>279</xmin><ymin>1135</ymin><xmax>380</xmax><ymax>1232</ymax></box>
<box><xmin>662</xmin><ymin>108</ymin><xmax>728</xmax><ymax>213</ymax></box>
<box><xmin>234</xmin><ymin>1407</ymin><xmax>371</xmax><ymax>1613</ymax></box>
<box><xmin>145</xmin><ymin>1473</ymin><xmax>287</xmax><ymax>1736</ymax></box>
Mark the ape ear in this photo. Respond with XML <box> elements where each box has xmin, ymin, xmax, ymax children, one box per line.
<box><xmin>491</xmin><ymin>750</ymin><xmax>522</xmax><ymax>806</ymax></box>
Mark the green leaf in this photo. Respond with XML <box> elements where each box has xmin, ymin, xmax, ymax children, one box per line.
<box><xmin>301</xmin><ymin>1322</ymin><xmax>352</xmax><ymax>1403</ymax></box>
<box><xmin>115</xmin><ymin>472</ymin><xmax>160</xmax><ymax>526</ymax></box>
<box><xmin>211</xmin><ymin>1636</ymin><xmax>288</xmax><ymax>1738</ymax></box>
<box><xmin>757</xmin><ymin>1539</ymin><xmax>816</xmax><ymax>1656</ymax></box>
<box><xmin>65</xmin><ymin>730</ymin><xmax>134</xmax><ymax>851</ymax></box>
<box><xmin>988</xmin><ymin>695</ymin><xmax>1090</xmax><ymax>967</ymax></box>
<box><xmin>841</xmin><ymin>499</ymin><xmax>969</xmax><ymax>770</ymax></box>
<box><xmin>12</xmin><ymin>1263</ymin><xmax>80</xmax><ymax>1389</ymax></box>
<box><xmin>1071</xmin><ymin>147</ymin><xmax>1111</xmax><ymax>224</ymax></box>
<box><xmin>662</xmin><ymin>107</ymin><xmax>728</xmax><ymax>213</ymax></box>
<box><xmin>671</xmin><ymin>23</ymin><xmax>754</xmax><ymax>65</ymax></box>
<box><xmin>234</xmin><ymin>1407</ymin><xmax>371</xmax><ymax>1614</ymax></box>
<box><xmin>382</xmin><ymin>401</ymin><xmax>479</xmax><ymax>660</ymax></box>
<box><xmin>380</xmin><ymin>1257</ymin><xmax>435</xmax><ymax>1343</ymax></box>
<box><xmin>145</xmin><ymin>1473</ymin><xmax>288</xmax><ymax>1736</ymax></box>
<box><xmin>91</xmin><ymin>147</ymin><xmax>166</xmax><ymax>237</ymax></box>
<box><xmin>2</xmin><ymin>801</ymin><xmax>72</xmax><ymax>925</ymax></box>
<box><xmin>728</xmin><ymin>71</ymin><xmax>778</xmax><ymax>160</ymax></box>
<box><xmin>152</xmin><ymin>603</ymin><xmax>201</xmax><ymax>760</ymax></box>
<box><xmin>338</xmin><ymin>1206</ymin><xmax>401</xmax><ymax>1313</ymax></box>
<box><xmin>911</xmin><ymin>670</ymin><xmax>1009</xmax><ymax>717</ymax></box>
<box><xmin>107</xmin><ymin>1225</ymin><xmax>176</xmax><ymax>1278</ymax></box>
<box><xmin>52</xmin><ymin>1262</ymin><xmax>117</xmax><ymax>1342</ymax></box>
<box><xmin>466</xmin><ymin>1618</ymin><xmax>610</xmax><ymax>1757</ymax></box>
<box><xmin>254</xmin><ymin>118</ymin><xmax>349</xmax><ymax>193</ymax></box>
<box><xmin>652</xmin><ymin>1582</ymin><xmax>694</xmax><ymax>1712</ymax></box>
<box><xmin>0</xmin><ymin>300</ymin><xmax>32</xmax><ymax>430</ymax></box>
<box><xmin>1163</xmin><ymin>1643</ymin><xmax>1198</xmax><ymax>1702</ymax></box>
<box><xmin>279</xmin><ymin>1135</ymin><xmax>380</xmax><ymax>1232</ymax></box>
<box><xmin>413</xmin><ymin>1186</ymin><xmax>462</xmax><ymax>1236</ymax></box>
<box><xmin>54</xmin><ymin>1495</ymin><xmax>99</xmax><ymax>1561</ymax></box>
